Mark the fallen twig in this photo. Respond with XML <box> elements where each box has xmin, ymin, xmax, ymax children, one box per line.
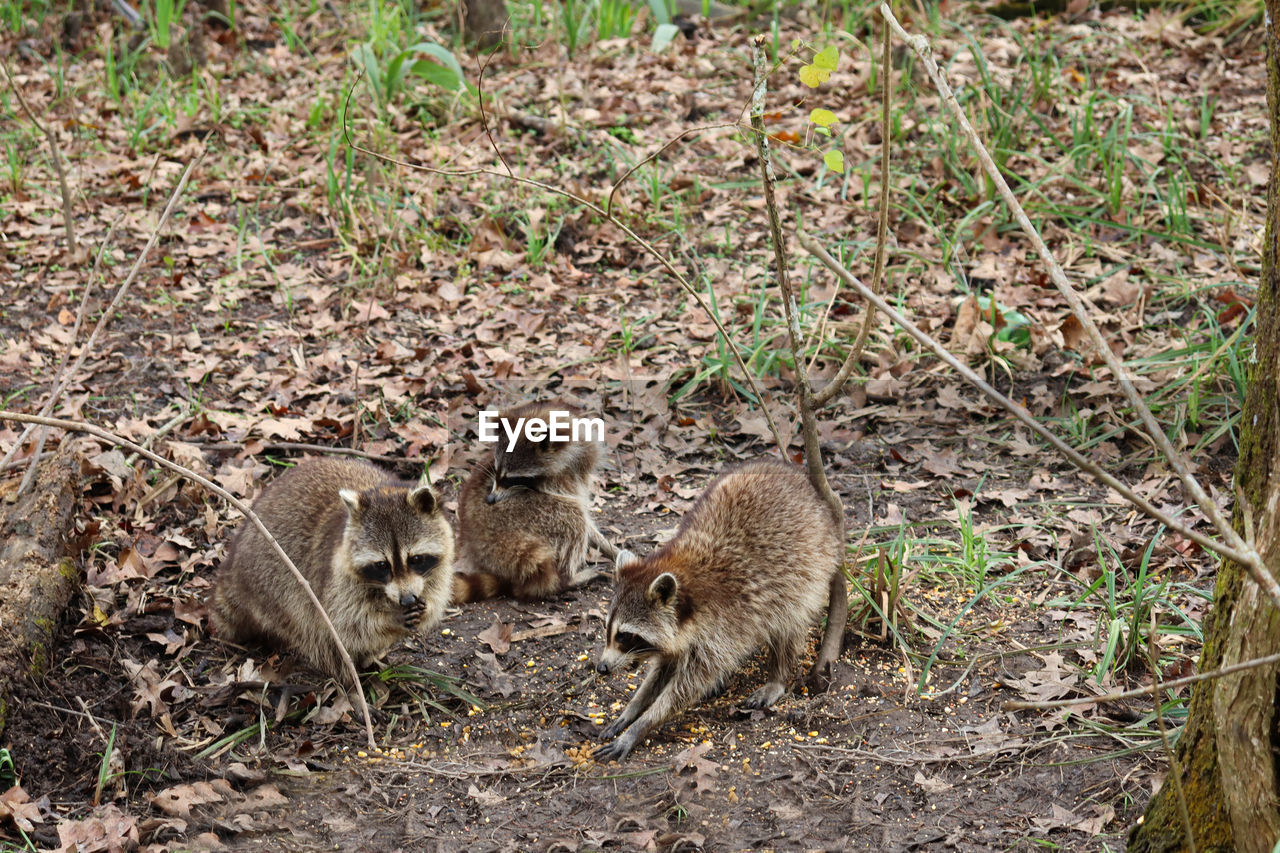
<box><xmin>0</xmin><ymin>409</ymin><xmax>378</xmax><ymax>750</ymax></box>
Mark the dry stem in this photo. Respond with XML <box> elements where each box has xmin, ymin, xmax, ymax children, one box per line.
<box><xmin>3</xmin><ymin>155</ymin><xmax>204</xmax><ymax>495</ymax></box>
<box><xmin>797</xmin><ymin>232</ymin><xmax>1255</xmax><ymax>572</ymax></box>
<box><xmin>2</xmin><ymin>59</ymin><xmax>76</xmax><ymax>254</ymax></box>
<box><xmin>0</xmin><ymin>409</ymin><xmax>379</xmax><ymax>750</ymax></box>
<box><xmin>877</xmin><ymin>4</ymin><xmax>1264</xmax><ymax>590</ymax></box>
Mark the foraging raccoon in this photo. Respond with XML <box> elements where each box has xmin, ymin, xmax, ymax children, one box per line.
<box><xmin>210</xmin><ymin>458</ymin><xmax>454</xmax><ymax>679</ymax></box>
<box><xmin>452</xmin><ymin>400</ymin><xmax>616</xmax><ymax>603</ymax></box>
<box><xmin>594</xmin><ymin>460</ymin><xmax>845</xmax><ymax>761</ymax></box>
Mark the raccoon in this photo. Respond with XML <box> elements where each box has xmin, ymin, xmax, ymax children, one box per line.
<box><xmin>594</xmin><ymin>460</ymin><xmax>845</xmax><ymax>761</ymax></box>
<box><xmin>452</xmin><ymin>400</ymin><xmax>616</xmax><ymax>603</ymax></box>
<box><xmin>210</xmin><ymin>458</ymin><xmax>455</xmax><ymax>679</ymax></box>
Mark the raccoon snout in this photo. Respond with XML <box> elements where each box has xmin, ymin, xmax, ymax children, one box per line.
<box><xmin>485</xmin><ymin>492</ymin><xmax>498</xmax><ymax>505</ymax></box>
<box><xmin>595</xmin><ymin>660</ymin><xmax>611</xmax><ymax>674</ymax></box>
<box><xmin>399</xmin><ymin>591</ymin><xmax>419</xmax><ymax>608</ymax></box>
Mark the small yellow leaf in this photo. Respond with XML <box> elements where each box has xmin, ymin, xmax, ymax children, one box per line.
<box><xmin>814</xmin><ymin>45</ymin><xmax>839</xmax><ymax>71</ymax></box>
<box><xmin>799</xmin><ymin>64</ymin><xmax>831</xmax><ymax>88</ymax></box>
<box><xmin>823</xmin><ymin>150</ymin><xmax>845</xmax><ymax>173</ymax></box>
<box><xmin>809</xmin><ymin>108</ymin><xmax>838</xmax><ymax>128</ymax></box>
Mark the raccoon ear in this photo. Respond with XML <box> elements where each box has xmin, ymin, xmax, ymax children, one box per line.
<box><xmin>613</xmin><ymin>549</ymin><xmax>640</xmax><ymax>579</ymax></box>
<box><xmin>338</xmin><ymin>489</ymin><xmax>362</xmax><ymax>517</ymax></box>
<box><xmin>407</xmin><ymin>482</ymin><xmax>437</xmax><ymax>514</ymax></box>
<box><xmin>647</xmin><ymin>572</ymin><xmax>678</xmax><ymax>607</ymax></box>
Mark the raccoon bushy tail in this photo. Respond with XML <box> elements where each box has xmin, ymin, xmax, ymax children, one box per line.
<box><xmin>451</xmin><ymin>571</ymin><xmax>512</xmax><ymax>604</ymax></box>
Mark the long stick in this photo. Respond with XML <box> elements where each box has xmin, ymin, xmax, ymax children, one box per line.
<box><xmin>2</xmin><ymin>155</ymin><xmax>203</xmax><ymax>493</ymax></box>
<box><xmin>341</xmin><ymin>79</ymin><xmax>786</xmax><ymax>456</ymax></box>
<box><xmin>796</xmin><ymin>232</ymin><xmax>1259</xmax><ymax>576</ymax></box>
<box><xmin>0</xmin><ymin>410</ymin><xmax>378</xmax><ymax>750</ymax></box>
<box><xmin>877</xmin><ymin>3</ymin><xmax>1258</xmax><ymax>582</ymax></box>
<box><xmin>748</xmin><ymin>36</ymin><xmax>846</xmax><ymax>682</ymax></box>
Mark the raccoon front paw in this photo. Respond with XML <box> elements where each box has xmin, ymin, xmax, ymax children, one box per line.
<box><xmin>402</xmin><ymin>600</ymin><xmax>427</xmax><ymax>628</ymax></box>
<box><xmin>592</xmin><ymin>735</ymin><xmax>634</xmax><ymax>763</ymax></box>
<box><xmin>743</xmin><ymin>682</ymin><xmax>786</xmax><ymax>709</ymax></box>
<box><xmin>599</xmin><ymin>717</ymin><xmax>629</xmax><ymax>741</ymax></box>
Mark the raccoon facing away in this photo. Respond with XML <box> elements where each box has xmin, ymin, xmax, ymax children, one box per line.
<box><xmin>452</xmin><ymin>400</ymin><xmax>616</xmax><ymax>603</ymax></box>
<box><xmin>594</xmin><ymin>460</ymin><xmax>845</xmax><ymax>761</ymax></box>
<box><xmin>210</xmin><ymin>458</ymin><xmax>455</xmax><ymax>679</ymax></box>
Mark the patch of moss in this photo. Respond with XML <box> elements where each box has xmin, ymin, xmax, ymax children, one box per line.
<box><xmin>27</xmin><ymin>641</ymin><xmax>46</xmax><ymax>679</ymax></box>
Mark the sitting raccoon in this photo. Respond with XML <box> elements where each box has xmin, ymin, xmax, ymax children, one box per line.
<box><xmin>210</xmin><ymin>458</ymin><xmax>454</xmax><ymax>678</ymax></box>
<box><xmin>452</xmin><ymin>400</ymin><xmax>616</xmax><ymax>603</ymax></box>
<box><xmin>594</xmin><ymin>460</ymin><xmax>846</xmax><ymax>761</ymax></box>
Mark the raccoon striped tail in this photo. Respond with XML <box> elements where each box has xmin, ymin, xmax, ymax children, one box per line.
<box><xmin>451</xmin><ymin>571</ymin><xmax>511</xmax><ymax>604</ymax></box>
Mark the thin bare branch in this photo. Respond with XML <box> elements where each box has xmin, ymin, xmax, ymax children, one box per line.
<box><xmin>2</xmin><ymin>59</ymin><xmax>76</xmax><ymax>254</ymax></box>
<box><xmin>797</xmin><ymin>231</ymin><xmax>1259</xmax><ymax>575</ymax></box>
<box><xmin>606</xmin><ymin>124</ymin><xmax>736</xmax><ymax>220</ymax></box>
<box><xmin>15</xmin><ymin>216</ymin><xmax>121</xmax><ymax>496</ymax></box>
<box><xmin>0</xmin><ymin>409</ymin><xmax>378</xmax><ymax>750</ymax></box>
<box><xmin>3</xmin><ymin>155</ymin><xmax>203</xmax><ymax>496</ymax></box>
<box><xmin>340</xmin><ymin>78</ymin><xmax>786</xmax><ymax>454</ymax></box>
<box><xmin>878</xmin><ymin>3</ymin><xmax>1252</xmax><ymax>573</ymax></box>
<box><xmin>749</xmin><ymin>35</ymin><xmax>847</xmax><ymax>683</ymax></box>
<box><xmin>810</xmin><ymin>16</ymin><xmax>893</xmax><ymax>409</ymax></box>
<box><xmin>1003</xmin><ymin>650</ymin><xmax>1280</xmax><ymax>713</ymax></box>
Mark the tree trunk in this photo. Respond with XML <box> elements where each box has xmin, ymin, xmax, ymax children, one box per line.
<box><xmin>1129</xmin><ymin>7</ymin><xmax>1280</xmax><ymax>852</ymax></box>
<box><xmin>460</xmin><ymin>0</ymin><xmax>508</xmax><ymax>50</ymax></box>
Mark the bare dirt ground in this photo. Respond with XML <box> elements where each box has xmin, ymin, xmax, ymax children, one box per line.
<box><xmin>0</xmin><ymin>0</ymin><xmax>1265</xmax><ymax>849</ymax></box>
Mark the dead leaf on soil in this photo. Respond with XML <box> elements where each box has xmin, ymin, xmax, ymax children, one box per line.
<box><xmin>478</xmin><ymin>617</ymin><xmax>513</xmax><ymax>655</ymax></box>
<box><xmin>467</xmin><ymin>783</ymin><xmax>506</xmax><ymax>808</ymax></box>
<box><xmin>673</xmin><ymin>741</ymin><xmax>718</xmax><ymax>794</ymax></box>
<box><xmin>52</xmin><ymin>804</ymin><xmax>140</xmax><ymax>853</ymax></box>
<box><xmin>0</xmin><ymin>785</ymin><xmax>41</xmax><ymax>832</ymax></box>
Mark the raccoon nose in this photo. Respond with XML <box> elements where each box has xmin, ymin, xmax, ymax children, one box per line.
<box><xmin>399</xmin><ymin>592</ymin><xmax>419</xmax><ymax>607</ymax></box>
<box><xmin>595</xmin><ymin>660</ymin><xmax>609</xmax><ymax>674</ymax></box>
<box><xmin>485</xmin><ymin>492</ymin><xmax>498</xmax><ymax>505</ymax></box>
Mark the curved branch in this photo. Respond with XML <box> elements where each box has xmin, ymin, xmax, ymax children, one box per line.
<box><xmin>878</xmin><ymin>3</ymin><xmax>1252</xmax><ymax>575</ymax></box>
<box><xmin>797</xmin><ymin>230</ymin><xmax>1261</xmax><ymax>578</ymax></box>
<box><xmin>0</xmin><ymin>410</ymin><xmax>379</xmax><ymax>750</ymax></box>
<box><xmin>340</xmin><ymin>75</ymin><xmax>786</xmax><ymax>454</ymax></box>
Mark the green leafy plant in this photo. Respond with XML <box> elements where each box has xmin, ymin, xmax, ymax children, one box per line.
<box><xmin>354</xmin><ymin>40</ymin><xmax>468</xmax><ymax>109</ymax></box>
<box><xmin>0</xmin><ymin>747</ymin><xmax>15</xmax><ymax>790</ymax></box>
<box><xmin>796</xmin><ymin>44</ymin><xmax>844</xmax><ymax>174</ymax></box>
<box><xmin>148</xmin><ymin>0</ymin><xmax>186</xmax><ymax>49</ymax></box>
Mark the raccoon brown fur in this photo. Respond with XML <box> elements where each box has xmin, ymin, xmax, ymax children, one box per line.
<box><xmin>210</xmin><ymin>458</ymin><xmax>454</xmax><ymax>679</ymax></box>
<box><xmin>594</xmin><ymin>460</ymin><xmax>845</xmax><ymax>761</ymax></box>
<box><xmin>452</xmin><ymin>400</ymin><xmax>616</xmax><ymax>603</ymax></box>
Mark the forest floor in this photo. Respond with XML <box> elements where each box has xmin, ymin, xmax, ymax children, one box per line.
<box><xmin>0</xmin><ymin>0</ymin><xmax>1267</xmax><ymax>850</ymax></box>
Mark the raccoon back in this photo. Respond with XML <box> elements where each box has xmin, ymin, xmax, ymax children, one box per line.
<box><xmin>644</xmin><ymin>460</ymin><xmax>842</xmax><ymax>635</ymax></box>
